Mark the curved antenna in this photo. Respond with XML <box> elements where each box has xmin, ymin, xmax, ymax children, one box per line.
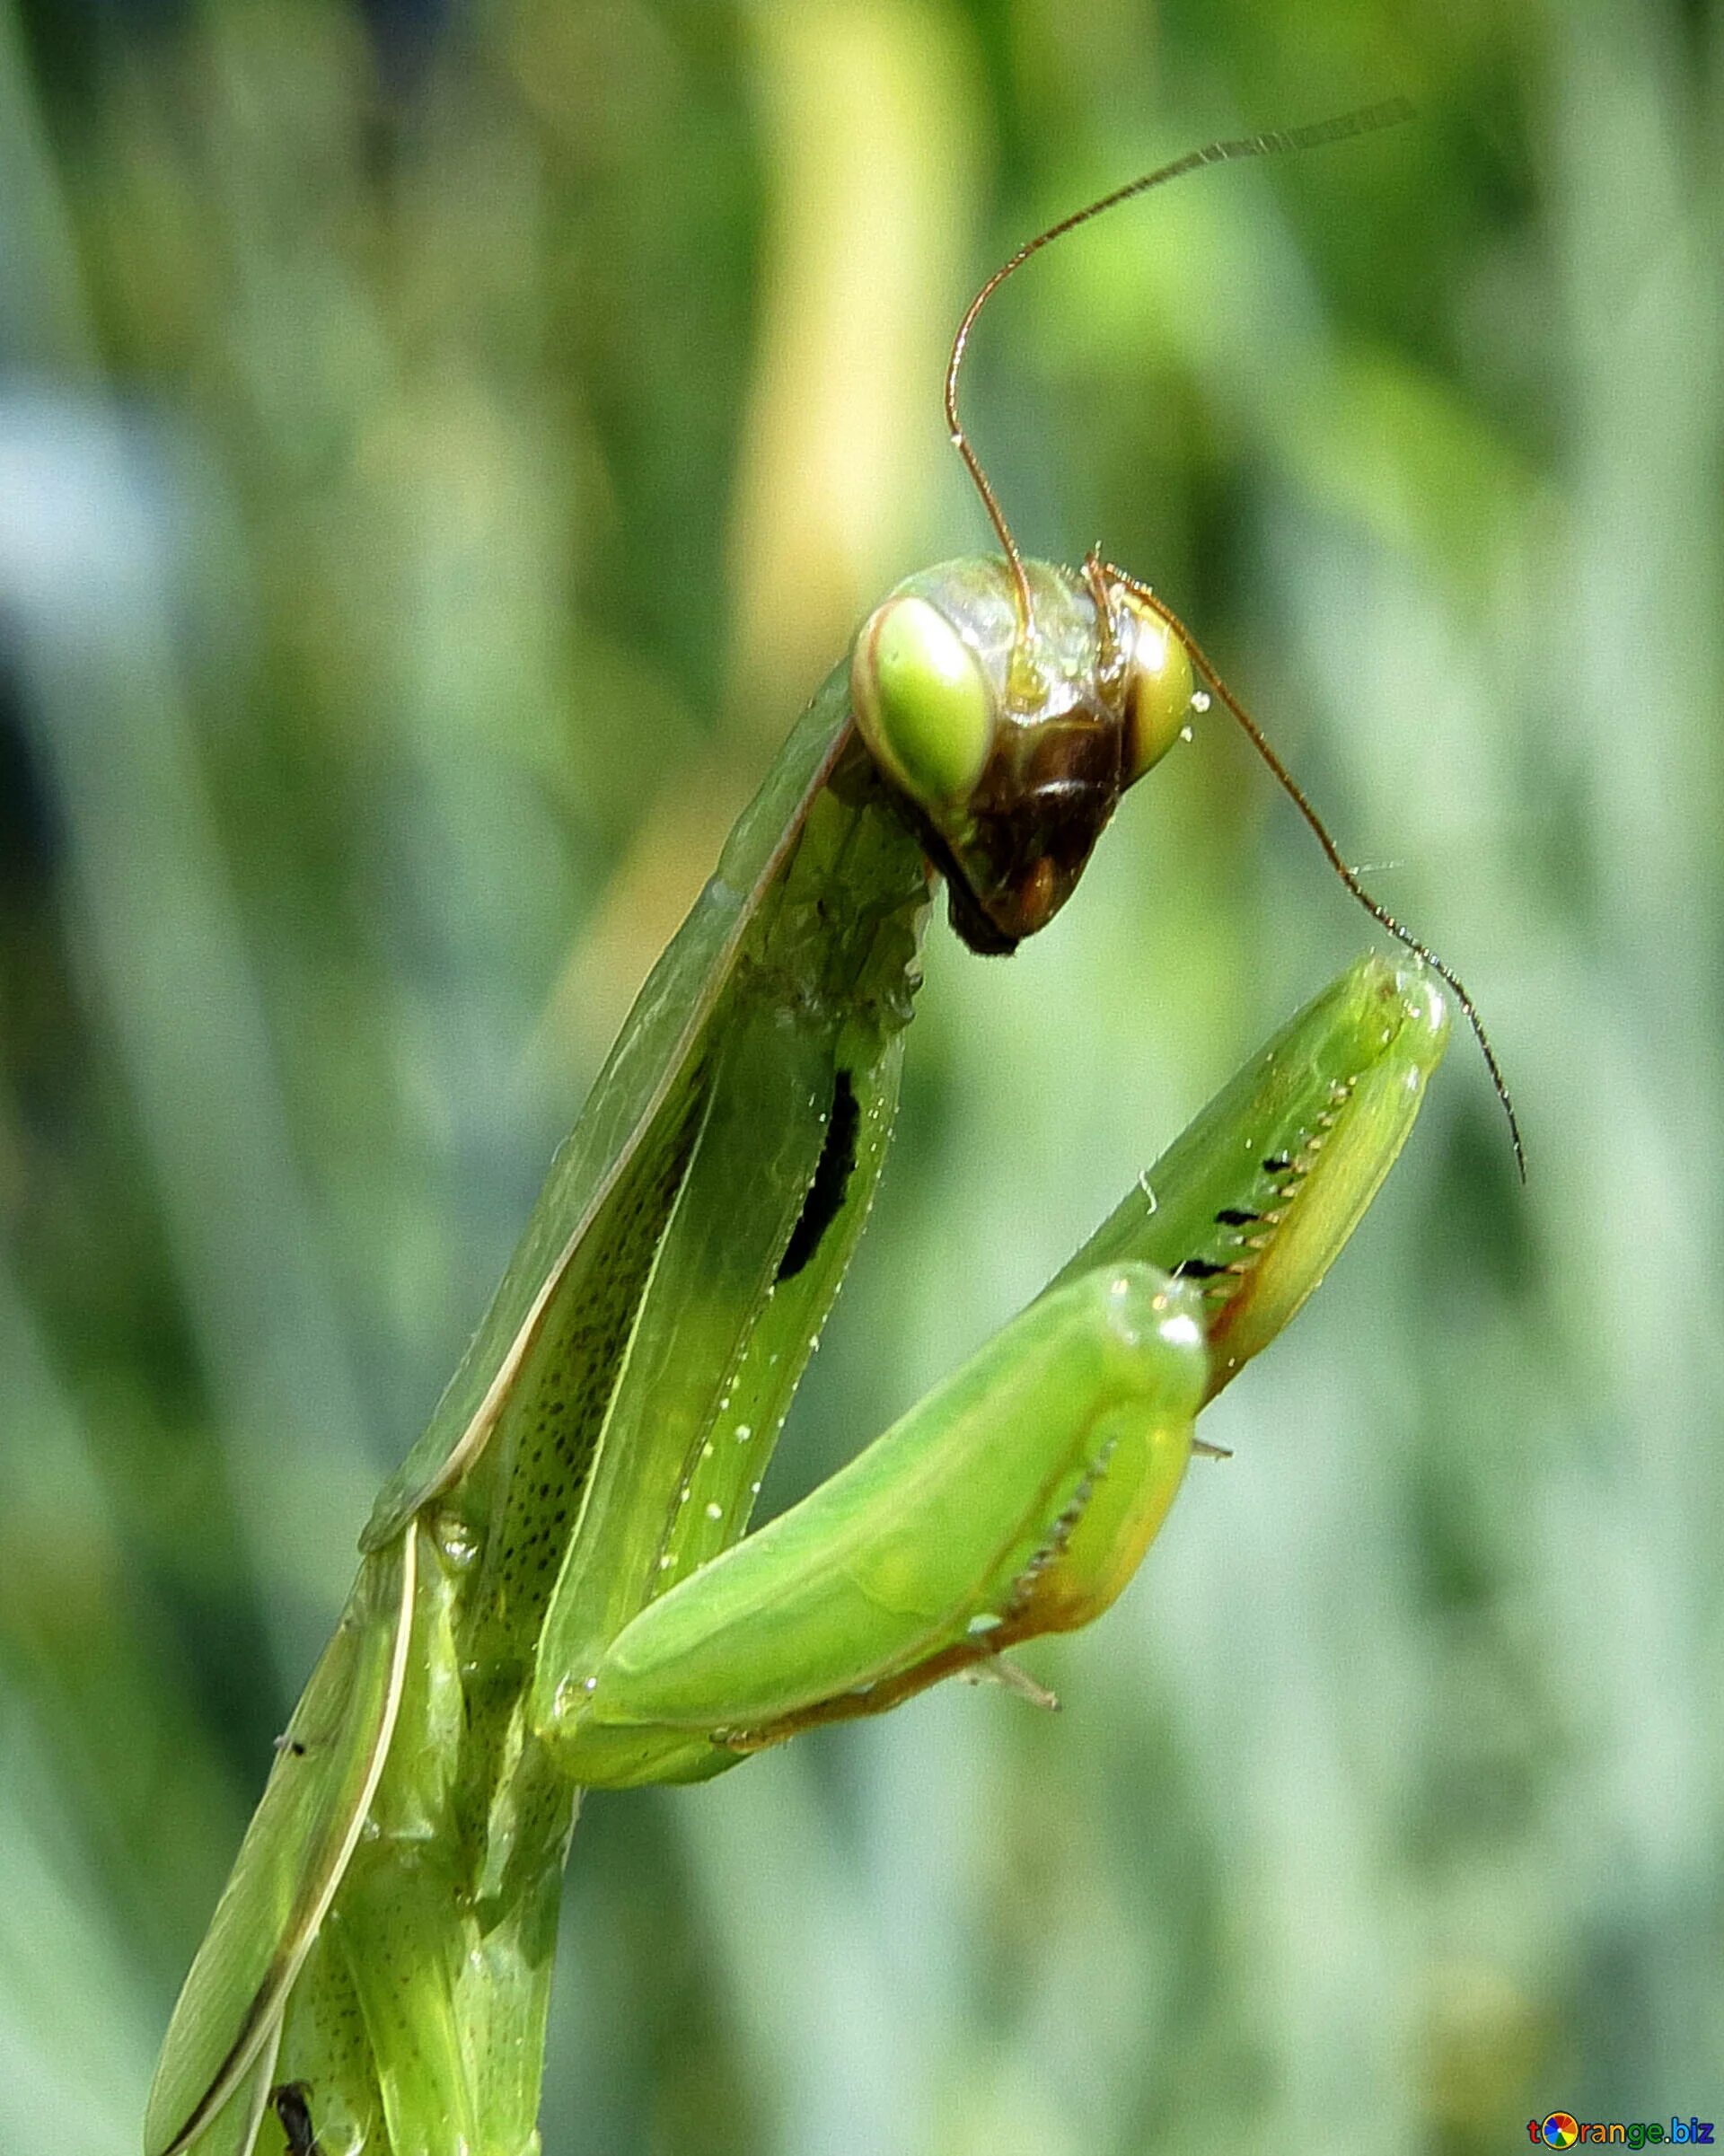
<box><xmin>1106</xmin><ymin>563</ymin><xmax>1526</xmax><ymax>1181</ymax></box>
<box><xmin>946</xmin><ymin>98</ymin><xmax>1415</xmax><ymax>648</ymax></box>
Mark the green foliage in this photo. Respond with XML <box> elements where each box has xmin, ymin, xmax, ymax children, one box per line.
<box><xmin>0</xmin><ymin>3</ymin><xmax>1716</xmax><ymax>2152</ymax></box>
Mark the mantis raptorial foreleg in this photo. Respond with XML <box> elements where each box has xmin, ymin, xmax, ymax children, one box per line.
<box><xmin>548</xmin><ymin>1263</ymin><xmax>1205</xmax><ymax>1782</ymax></box>
<box><xmin>546</xmin><ymin>950</ymin><xmax>1448</xmax><ymax>1788</ymax></box>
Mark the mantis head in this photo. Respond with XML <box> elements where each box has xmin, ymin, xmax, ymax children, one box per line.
<box><xmin>850</xmin><ymin>555</ymin><xmax>1196</xmax><ymax>953</ymax></box>
<box><xmin>851</xmin><ymin>94</ymin><xmax>1523</xmax><ymax>1173</ymax></box>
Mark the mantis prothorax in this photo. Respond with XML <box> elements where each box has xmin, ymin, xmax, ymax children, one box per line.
<box><xmin>145</xmin><ymin>105</ymin><xmax>1508</xmax><ymax>2156</ymax></box>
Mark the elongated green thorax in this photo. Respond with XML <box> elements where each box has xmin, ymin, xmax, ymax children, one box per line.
<box><xmin>147</xmin><ymin>669</ymin><xmax>934</xmax><ymax>2156</ymax></box>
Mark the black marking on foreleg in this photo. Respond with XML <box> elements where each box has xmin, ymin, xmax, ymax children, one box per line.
<box><xmin>271</xmin><ymin>2084</ymin><xmax>321</xmax><ymax>2156</ymax></box>
<box><xmin>777</xmin><ymin>1069</ymin><xmax>860</xmax><ymax>1281</ymax></box>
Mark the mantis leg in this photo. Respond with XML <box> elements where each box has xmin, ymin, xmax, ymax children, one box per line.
<box><xmin>544</xmin><ymin>951</ymin><xmax>1450</xmax><ymax>1789</ymax></box>
<box><xmin>544</xmin><ymin>1263</ymin><xmax>1207</xmax><ymax>1786</ymax></box>
<box><xmin>1049</xmin><ymin>949</ymin><xmax>1450</xmax><ymax>1398</ymax></box>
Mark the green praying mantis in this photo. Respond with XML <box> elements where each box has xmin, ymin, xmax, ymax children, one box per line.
<box><xmin>144</xmin><ymin>104</ymin><xmax>1519</xmax><ymax>2156</ymax></box>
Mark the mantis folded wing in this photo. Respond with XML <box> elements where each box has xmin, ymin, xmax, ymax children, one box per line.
<box><xmin>144</xmin><ymin>550</ymin><xmax>1451</xmax><ymax>2156</ymax></box>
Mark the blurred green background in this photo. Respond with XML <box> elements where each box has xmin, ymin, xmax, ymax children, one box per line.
<box><xmin>1</xmin><ymin>2</ymin><xmax>1717</xmax><ymax>2151</ymax></box>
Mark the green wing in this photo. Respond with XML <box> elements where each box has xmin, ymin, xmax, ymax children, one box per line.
<box><xmin>363</xmin><ymin>670</ymin><xmax>858</xmax><ymax>1546</ymax></box>
<box><xmin>143</xmin><ymin>1537</ymin><xmax>415</xmax><ymax>2156</ymax></box>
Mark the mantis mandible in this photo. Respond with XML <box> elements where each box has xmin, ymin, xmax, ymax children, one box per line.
<box><xmin>145</xmin><ymin>102</ymin><xmax>1515</xmax><ymax>2156</ymax></box>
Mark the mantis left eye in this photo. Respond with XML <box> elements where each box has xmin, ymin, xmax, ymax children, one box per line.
<box><xmin>851</xmin><ymin>594</ymin><xmax>997</xmax><ymax>808</ymax></box>
<box><xmin>1119</xmin><ymin>598</ymin><xmax>1196</xmax><ymax>787</ymax></box>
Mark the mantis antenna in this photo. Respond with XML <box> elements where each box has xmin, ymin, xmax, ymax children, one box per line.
<box><xmin>945</xmin><ymin>97</ymin><xmax>1416</xmax><ymax>641</ymax></box>
<box><xmin>945</xmin><ymin>97</ymin><xmax>1526</xmax><ymax>1180</ymax></box>
<box><xmin>1106</xmin><ymin>564</ymin><xmax>1525</xmax><ymax>1180</ymax></box>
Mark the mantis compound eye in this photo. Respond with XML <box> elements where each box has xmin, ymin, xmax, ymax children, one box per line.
<box><xmin>851</xmin><ymin>594</ymin><xmax>997</xmax><ymax>809</ymax></box>
<box><xmin>1117</xmin><ymin>594</ymin><xmax>1196</xmax><ymax>787</ymax></box>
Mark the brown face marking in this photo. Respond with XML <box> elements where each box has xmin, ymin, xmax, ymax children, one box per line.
<box><xmin>946</xmin><ymin>700</ymin><xmax>1133</xmax><ymax>947</ymax></box>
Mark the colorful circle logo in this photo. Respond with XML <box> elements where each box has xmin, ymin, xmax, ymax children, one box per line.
<box><xmin>1542</xmin><ymin>2118</ymin><xmax>1579</xmax><ymax>2150</ymax></box>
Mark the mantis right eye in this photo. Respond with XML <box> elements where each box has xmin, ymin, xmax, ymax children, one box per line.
<box><xmin>1117</xmin><ymin>594</ymin><xmax>1196</xmax><ymax>788</ymax></box>
<box><xmin>851</xmin><ymin>594</ymin><xmax>997</xmax><ymax>809</ymax></box>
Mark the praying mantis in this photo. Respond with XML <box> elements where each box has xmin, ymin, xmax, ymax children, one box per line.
<box><xmin>144</xmin><ymin>104</ymin><xmax>1517</xmax><ymax>2156</ymax></box>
